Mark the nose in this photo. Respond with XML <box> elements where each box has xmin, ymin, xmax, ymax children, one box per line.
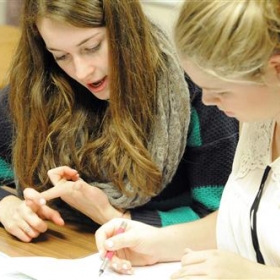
<box><xmin>73</xmin><ymin>56</ymin><xmax>95</xmax><ymax>81</ymax></box>
<box><xmin>201</xmin><ymin>90</ymin><xmax>220</xmax><ymax>106</ymax></box>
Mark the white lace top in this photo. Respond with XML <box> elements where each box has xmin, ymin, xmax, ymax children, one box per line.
<box><xmin>217</xmin><ymin>120</ymin><xmax>280</xmax><ymax>266</ymax></box>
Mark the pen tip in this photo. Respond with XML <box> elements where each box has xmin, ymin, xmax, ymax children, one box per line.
<box><xmin>99</xmin><ymin>270</ymin><xmax>103</xmax><ymax>277</ymax></box>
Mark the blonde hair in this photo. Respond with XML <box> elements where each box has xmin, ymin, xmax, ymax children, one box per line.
<box><xmin>10</xmin><ymin>0</ymin><xmax>165</xmax><ymax>197</ymax></box>
<box><xmin>174</xmin><ymin>0</ymin><xmax>280</xmax><ymax>82</ymax></box>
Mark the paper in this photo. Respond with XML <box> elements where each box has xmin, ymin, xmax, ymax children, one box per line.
<box><xmin>0</xmin><ymin>252</ymin><xmax>180</xmax><ymax>280</ymax></box>
<box><xmin>0</xmin><ymin>253</ymin><xmax>34</xmax><ymax>280</ymax></box>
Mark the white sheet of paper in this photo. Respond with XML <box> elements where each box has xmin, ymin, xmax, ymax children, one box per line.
<box><xmin>0</xmin><ymin>252</ymin><xmax>180</xmax><ymax>280</ymax></box>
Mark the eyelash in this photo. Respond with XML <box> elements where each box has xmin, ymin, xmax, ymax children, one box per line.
<box><xmin>54</xmin><ymin>43</ymin><xmax>101</xmax><ymax>62</ymax></box>
<box><xmin>85</xmin><ymin>43</ymin><xmax>101</xmax><ymax>53</ymax></box>
<box><xmin>55</xmin><ymin>54</ymin><xmax>67</xmax><ymax>61</ymax></box>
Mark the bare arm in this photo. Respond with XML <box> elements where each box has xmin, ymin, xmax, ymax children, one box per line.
<box><xmin>155</xmin><ymin>211</ymin><xmax>217</xmax><ymax>262</ymax></box>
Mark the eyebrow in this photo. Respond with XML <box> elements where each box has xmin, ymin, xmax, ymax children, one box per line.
<box><xmin>202</xmin><ymin>87</ymin><xmax>223</xmax><ymax>91</ymax></box>
<box><xmin>193</xmin><ymin>84</ymin><xmax>223</xmax><ymax>91</ymax></box>
<box><xmin>46</xmin><ymin>33</ymin><xmax>100</xmax><ymax>52</ymax></box>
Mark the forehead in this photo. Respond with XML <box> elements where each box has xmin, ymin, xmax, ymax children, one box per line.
<box><xmin>181</xmin><ymin>59</ymin><xmax>228</xmax><ymax>89</ymax></box>
<box><xmin>181</xmin><ymin>58</ymin><xmax>263</xmax><ymax>91</ymax></box>
<box><xmin>37</xmin><ymin>17</ymin><xmax>106</xmax><ymax>50</ymax></box>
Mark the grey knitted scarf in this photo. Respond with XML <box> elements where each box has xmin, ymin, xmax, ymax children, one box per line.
<box><xmin>95</xmin><ymin>25</ymin><xmax>190</xmax><ymax>209</ymax></box>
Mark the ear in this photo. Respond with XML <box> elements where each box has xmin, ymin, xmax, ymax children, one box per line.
<box><xmin>268</xmin><ymin>54</ymin><xmax>280</xmax><ymax>75</ymax></box>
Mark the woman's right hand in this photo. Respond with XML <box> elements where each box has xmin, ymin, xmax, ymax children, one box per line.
<box><xmin>95</xmin><ymin>218</ymin><xmax>163</xmax><ymax>275</ymax></box>
<box><xmin>0</xmin><ymin>195</ymin><xmax>64</xmax><ymax>242</ymax></box>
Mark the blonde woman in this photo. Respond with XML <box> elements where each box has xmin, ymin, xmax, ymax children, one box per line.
<box><xmin>95</xmin><ymin>1</ymin><xmax>280</xmax><ymax>278</ymax></box>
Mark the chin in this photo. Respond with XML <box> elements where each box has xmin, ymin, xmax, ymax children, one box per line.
<box><xmin>96</xmin><ymin>95</ymin><xmax>110</xmax><ymax>101</ymax></box>
<box><xmin>91</xmin><ymin>91</ymin><xmax>110</xmax><ymax>100</ymax></box>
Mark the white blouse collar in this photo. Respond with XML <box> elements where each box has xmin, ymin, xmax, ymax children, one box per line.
<box><xmin>236</xmin><ymin>120</ymin><xmax>274</xmax><ymax>179</ymax></box>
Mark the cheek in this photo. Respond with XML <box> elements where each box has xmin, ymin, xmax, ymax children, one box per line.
<box><xmin>100</xmin><ymin>43</ymin><xmax>109</xmax><ymax>71</ymax></box>
<box><xmin>58</xmin><ymin>63</ymin><xmax>75</xmax><ymax>78</ymax></box>
<box><xmin>233</xmin><ymin>93</ymin><xmax>268</xmax><ymax>118</ymax></box>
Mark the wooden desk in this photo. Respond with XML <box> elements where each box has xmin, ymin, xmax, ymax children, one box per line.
<box><xmin>0</xmin><ymin>221</ymin><xmax>98</xmax><ymax>258</ymax></box>
<box><xmin>0</xmin><ymin>187</ymin><xmax>97</xmax><ymax>258</ymax></box>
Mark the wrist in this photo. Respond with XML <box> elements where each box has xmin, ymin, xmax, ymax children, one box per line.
<box><xmin>100</xmin><ymin>207</ymin><xmax>130</xmax><ymax>224</ymax></box>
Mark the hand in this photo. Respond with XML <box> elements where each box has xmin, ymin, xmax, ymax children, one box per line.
<box><xmin>95</xmin><ymin>218</ymin><xmax>162</xmax><ymax>275</ymax></box>
<box><xmin>24</xmin><ymin>166</ymin><xmax>124</xmax><ymax>224</ymax></box>
<box><xmin>170</xmin><ymin>248</ymin><xmax>280</xmax><ymax>279</ymax></box>
<box><xmin>0</xmin><ymin>195</ymin><xmax>64</xmax><ymax>242</ymax></box>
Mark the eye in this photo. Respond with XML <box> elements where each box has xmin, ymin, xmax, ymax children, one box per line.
<box><xmin>54</xmin><ymin>54</ymin><xmax>68</xmax><ymax>62</ymax></box>
<box><xmin>85</xmin><ymin>43</ymin><xmax>101</xmax><ymax>53</ymax></box>
<box><xmin>217</xmin><ymin>92</ymin><xmax>229</xmax><ymax>96</ymax></box>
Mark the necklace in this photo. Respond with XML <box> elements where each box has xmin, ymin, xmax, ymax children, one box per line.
<box><xmin>249</xmin><ymin>165</ymin><xmax>271</xmax><ymax>264</ymax></box>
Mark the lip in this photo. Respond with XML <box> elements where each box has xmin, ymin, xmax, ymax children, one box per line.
<box><xmin>87</xmin><ymin>76</ymin><xmax>108</xmax><ymax>94</ymax></box>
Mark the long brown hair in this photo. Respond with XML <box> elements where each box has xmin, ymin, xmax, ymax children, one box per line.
<box><xmin>10</xmin><ymin>0</ymin><xmax>165</xmax><ymax>197</ymax></box>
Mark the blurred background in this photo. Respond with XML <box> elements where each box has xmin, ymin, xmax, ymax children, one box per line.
<box><xmin>0</xmin><ymin>0</ymin><xmax>182</xmax><ymax>32</ymax></box>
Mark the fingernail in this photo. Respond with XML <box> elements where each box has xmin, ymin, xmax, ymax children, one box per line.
<box><xmin>122</xmin><ymin>263</ymin><xmax>133</xmax><ymax>274</ymax></box>
<box><xmin>39</xmin><ymin>198</ymin><xmax>46</xmax><ymax>205</ymax></box>
<box><xmin>112</xmin><ymin>263</ymin><xmax>118</xmax><ymax>270</ymax></box>
<box><xmin>106</xmin><ymin>240</ymin><xmax>114</xmax><ymax>248</ymax></box>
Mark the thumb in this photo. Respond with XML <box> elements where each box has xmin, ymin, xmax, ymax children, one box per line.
<box><xmin>104</xmin><ymin>230</ymin><xmax>138</xmax><ymax>252</ymax></box>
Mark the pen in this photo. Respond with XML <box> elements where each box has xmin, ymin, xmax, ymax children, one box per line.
<box><xmin>98</xmin><ymin>220</ymin><xmax>127</xmax><ymax>277</ymax></box>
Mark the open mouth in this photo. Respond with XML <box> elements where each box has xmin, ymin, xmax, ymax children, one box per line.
<box><xmin>87</xmin><ymin>76</ymin><xmax>108</xmax><ymax>94</ymax></box>
<box><xmin>91</xmin><ymin>77</ymin><xmax>106</xmax><ymax>88</ymax></box>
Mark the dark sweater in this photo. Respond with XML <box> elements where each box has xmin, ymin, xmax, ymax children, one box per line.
<box><xmin>0</xmin><ymin>86</ymin><xmax>14</xmax><ymax>197</ymax></box>
<box><xmin>130</xmin><ymin>75</ymin><xmax>239</xmax><ymax>226</ymax></box>
<box><xmin>0</xmin><ymin>78</ymin><xmax>239</xmax><ymax>227</ymax></box>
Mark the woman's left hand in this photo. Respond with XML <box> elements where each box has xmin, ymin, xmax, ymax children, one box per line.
<box><xmin>24</xmin><ymin>166</ymin><xmax>125</xmax><ymax>225</ymax></box>
<box><xmin>170</xmin><ymin>248</ymin><xmax>280</xmax><ymax>279</ymax></box>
